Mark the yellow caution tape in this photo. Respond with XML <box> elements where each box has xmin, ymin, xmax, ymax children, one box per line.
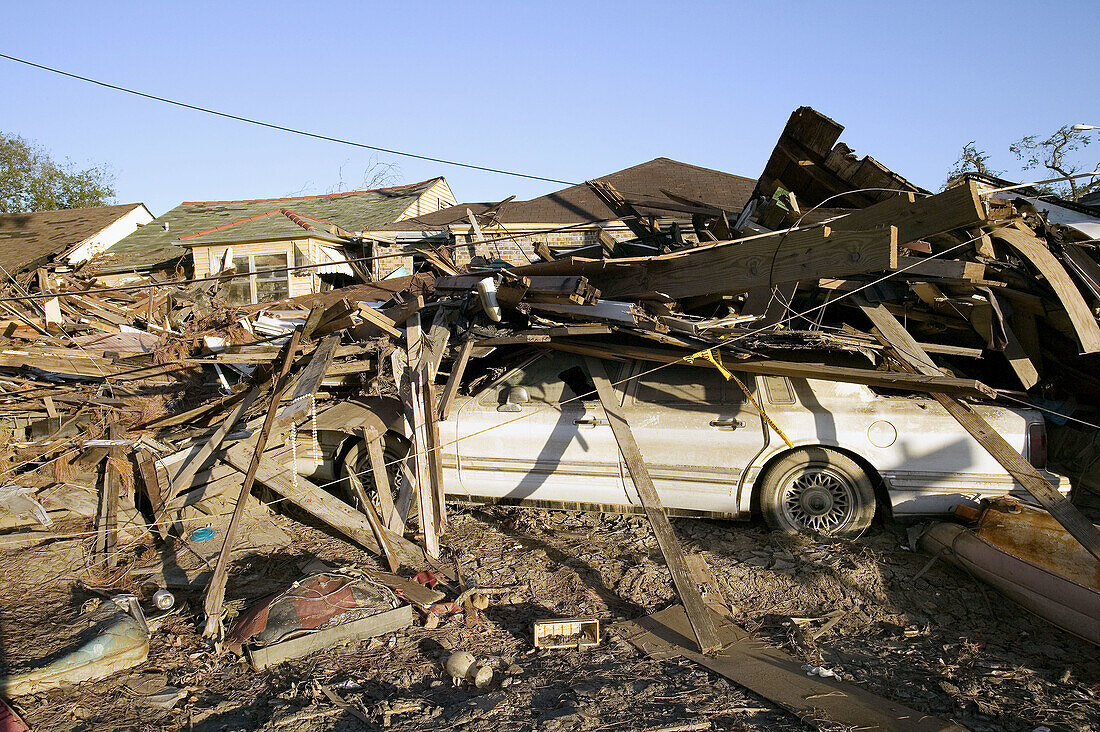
<box><xmin>686</xmin><ymin>348</ymin><xmax>795</xmax><ymax>449</ymax></box>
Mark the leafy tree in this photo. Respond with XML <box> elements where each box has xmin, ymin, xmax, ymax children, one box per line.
<box><xmin>1010</xmin><ymin>125</ymin><xmax>1099</xmax><ymax>201</ymax></box>
<box><xmin>0</xmin><ymin>131</ymin><xmax>116</xmax><ymax>213</ymax></box>
<box><xmin>943</xmin><ymin>141</ymin><xmax>1003</xmax><ymax>190</ymax></box>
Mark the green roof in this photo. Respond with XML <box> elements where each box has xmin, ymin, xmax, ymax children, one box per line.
<box><xmin>93</xmin><ymin>178</ymin><xmax>441</xmax><ymax>274</ymax></box>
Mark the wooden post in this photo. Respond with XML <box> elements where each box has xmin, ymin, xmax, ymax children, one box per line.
<box><xmin>362</xmin><ymin>427</ymin><xmax>398</xmax><ymax>529</ymax></box>
<box><xmin>585</xmin><ymin>356</ymin><xmax>721</xmax><ymax>654</ymax></box>
<box><xmin>404</xmin><ymin>314</ymin><xmax>441</xmax><ymax>558</ymax></box>
<box><xmin>438</xmin><ymin>340</ymin><xmax>473</xmax><ymax>421</ymax></box>
<box><xmin>203</xmin><ymin>330</ymin><xmax>301</xmax><ymax>639</ymax></box>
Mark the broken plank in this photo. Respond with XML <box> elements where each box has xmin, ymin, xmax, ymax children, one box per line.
<box><xmin>355</xmin><ymin>303</ymin><xmax>402</xmax><ymax>338</ymax></box>
<box><xmin>168</xmin><ymin>382</ymin><xmax>264</xmax><ymax>501</ymax></box>
<box><xmin>993</xmin><ymin>225</ymin><xmax>1100</xmax><ymax>354</ymax></box>
<box><xmin>363</xmin><ymin>427</ymin><xmax>398</xmax><ymax>532</ymax></box>
<box><xmin>221</xmin><ymin>443</ymin><xmax>424</xmax><ymax>568</ymax></box>
<box><xmin>895</xmin><ymin>255</ymin><xmax>986</xmax><ymax>281</ymax></box>
<box><xmin>203</xmin><ymin>330</ymin><xmax>301</xmax><ymax>640</ymax></box>
<box><xmin>548</xmin><ymin>339</ymin><xmax>997</xmax><ymax>399</ymax></box>
<box><xmin>615</xmin><ymin>604</ymin><xmax>965</xmax><ymax>732</ymax></box>
<box><xmin>404</xmin><ymin>313</ymin><xmax>442</xmax><ymax>557</ymax></box>
<box><xmin>438</xmin><ymin>339</ymin><xmax>474</xmax><ymax>421</ymax></box>
<box><xmin>585</xmin><ymin>356</ymin><xmax>720</xmax><ymax>654</ymax></box>
<box><xmin>862</xmin><ymin>305</ymin><xmax>1100</xmax><ymax>561</ymax></box>
<box><xmin>275</xmin><ymin>334</ymin><xmax>339</xmax><ymax>428</ymax></box>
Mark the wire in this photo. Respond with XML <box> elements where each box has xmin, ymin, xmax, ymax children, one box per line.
<box><xmin>0</xmin><ymin>52</ymin><xmax>579</xmax><ymax>187</ymax></box>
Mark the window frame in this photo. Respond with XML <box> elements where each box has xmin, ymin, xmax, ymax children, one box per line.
<box><xmin>209</xmin><ymin>245</ymin><xmax>293</xmax><ymax>305</ymax></box>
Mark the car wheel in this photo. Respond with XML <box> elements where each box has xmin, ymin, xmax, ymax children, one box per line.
<box><xmin>758</xmin><ymin>448</ymin><xmax>876</xmax><ymax>537</ymax></box>
<box><xmin>338</xmin><ymin>435</ymin><xmax>409</xmax><ymax>518</ymax></box>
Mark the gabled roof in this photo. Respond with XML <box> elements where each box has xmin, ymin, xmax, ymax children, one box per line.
<box><xmin>0</xmin><ymin>203</ymin><xmax>148</xmax><ymax>275</ymax></box>
<box><xmin>95</xmin><ymin>179</ymin><xmax>444</xmax><ymax>274</ymax></box>
<box><xmin>376</xmin><ymin>158</ymin><xmax>756</xmax><ymax>231</ymax></box>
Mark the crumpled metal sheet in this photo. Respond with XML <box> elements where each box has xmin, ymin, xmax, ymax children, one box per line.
<box><xmin>225</xmin><ymin>572</ymin><xmax>399</xmax><ymax>655</ymax></box>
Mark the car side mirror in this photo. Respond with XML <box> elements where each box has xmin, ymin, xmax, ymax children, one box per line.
<box><xmin>497</xmin><ymin>386</ymin><xmax>530</xmax><ymax>412</ymax></box>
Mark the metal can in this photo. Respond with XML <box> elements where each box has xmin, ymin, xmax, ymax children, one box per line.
<box><xmin>153</xmin><ymin>588</ymin><xmax>175</xmax><ymax>611</ymax></box>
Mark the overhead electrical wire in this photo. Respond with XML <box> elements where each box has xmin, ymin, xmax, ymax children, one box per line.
<box><xmin>0</xmin><ymin>52</ymin><xmax>580</xmax><ymax>187</ymax></box>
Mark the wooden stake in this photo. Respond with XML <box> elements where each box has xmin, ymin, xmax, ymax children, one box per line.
<box><xmin>585</xmin><ymin>356</ymin><xmax>721</xmax><ymax>654</ymax></box>
<box><xmin>202</xmin><ymin>330</ymin><xmax>301</xmax><ymax>639</ymax></box>
<box><xmin>404</xmin><ymin>314</ymin><xmax>441</xmax><ymax>558</ymax></box>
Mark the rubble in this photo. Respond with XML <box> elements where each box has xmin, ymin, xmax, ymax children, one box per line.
<box><xmin>0</xmin><ymin>105</ymin><xmax>1098</xmax><ymax>730</ymax></box>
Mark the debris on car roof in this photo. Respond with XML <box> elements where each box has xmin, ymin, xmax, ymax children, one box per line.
<box><xmin>0</xmin><ymin>106</ymin><xmax>1098</xmax><ymax>730</ymax></box>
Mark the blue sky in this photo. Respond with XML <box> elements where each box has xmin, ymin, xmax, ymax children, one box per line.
<box><xmin>1</xmin><ymin>1</ymin><xmax>1097</xmax><ymax>215</ymax></box>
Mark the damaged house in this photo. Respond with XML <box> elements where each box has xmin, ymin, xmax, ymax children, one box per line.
<box><xmin>0</xmin><ymin>202</ymin><xmax>153</xmax><ymax>274</ymax></box>
<box><xmin>88</xmin><ymin>179</ymin><xmax>456</xmax><ymax>298</ymax></box>
<box><xmin>367</xmin><ymin>158</ymin><xmax>757</xmax><ymax>275</ymax></box>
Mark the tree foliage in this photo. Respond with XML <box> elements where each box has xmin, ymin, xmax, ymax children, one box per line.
<box><xmin>946</xmin><ymin>125</ymin><xmax>1099</xmax><ymax>201</ymax></box>
<box><xmin>1010</xmin><ymin>126</ymin><xmax>1098</xmax><ymax>201</ymax></box>
<box><xmin>0</xmin><ymin>131</ymin><xmax>116</xmax><ymax>213</ymax></box>
<box><xmin>944</xmin><ymin>141</ymin><xmax>1003</xmax><ymax>189</ymax></box>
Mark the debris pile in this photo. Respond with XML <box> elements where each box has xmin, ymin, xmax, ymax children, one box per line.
<box><xmin>0</xmin><ymin>106</ymin><xmax>1097</xmax><ymax>730</ymax></box>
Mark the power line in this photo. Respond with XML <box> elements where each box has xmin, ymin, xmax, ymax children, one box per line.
<box><xmin>0</xmin><ymin>52</ymin><xmax>580</xmax><ymax>187</ymax></box>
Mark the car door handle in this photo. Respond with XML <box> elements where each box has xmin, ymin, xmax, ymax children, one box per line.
<box><xmin>574</xmin><ymin>417</ymin><xmax>608</xmax><ymax>427</ymax></box>
<box><xmin>710</xmin><ymin>418</ymin><xmax>745</xmax><ymax>430</ymax></box>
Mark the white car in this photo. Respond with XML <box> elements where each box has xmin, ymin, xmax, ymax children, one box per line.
<box><xmin>311</xmin><ymin>351</ymin><xmax>1065</xmax><ymax>536</ymax></box>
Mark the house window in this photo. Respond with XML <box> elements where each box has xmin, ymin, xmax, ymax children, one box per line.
<box><xmin>223</xmin><ymin>252</ymin><xmax>291</xmax><ymax>305</ymax></box>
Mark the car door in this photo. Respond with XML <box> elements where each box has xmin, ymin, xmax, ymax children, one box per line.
<box><xmin>619</xmin><ymin>361</ymin><xmax>765</xmax><ymax>515</ymax></box>
<box><xmin>454</xmin><ymin>352</ymin><xmax>632</xmax><ymax>510</ymax></box>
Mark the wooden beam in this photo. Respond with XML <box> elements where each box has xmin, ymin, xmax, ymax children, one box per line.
<box><xmin>438</xmin><ymin>339</ymin><xmax>473</xmax><ymax>421</ymax></box>
<box><xmin>547</xmin><ymin>339</ymin><xmax>997</xmax><ymax>399</ymax></box>
<box><xmin>585</xmin><ymin>356</ymin><xmax>720</xmax><ymax>654</ymax></box>
<box><xmin>404</xmin><ymin>314</ymin><xmax>441</xmax><ymax>558</ymax></box>
<box><xmin>203</xmin><ymin>330</ymin><xmax>301</xmax><ymax>640</ymax></box>
<box><xmin>95</xmin><ymin>422</ymin><xmax>122</xmax><ymax>570</ymax></box>
<box><xmin>222</xmin><ymin>444</ymin><xmax>425</xmax><ymax>569</ymax></box>
<box><xmin>135</xmin><ymin>448</ymin><xmax>166</xmax><ymax>531</ymax></box>
<box><xmin>275</xmin><ymin>334</ymin><xmax>339</xmax><ymax>428</ymax></box>
<box><xmin>970</xmin><ymin>300</ymin><xmax>1039</xmax><ymax>390</ymax></box>
<box><xmin>356</xmin><ymin>303</ymin><xmax>402</xmax><ymax>338</ymax></box>
<box><xmin>993</xmin><ymin>225</ymin><xmax>1100</xmax><ymax>354</ymax></box>
<box><xmin>363</xmin><ymin>428</ymin><xmax>398</xmax><ymax>532</ymax></box>
<box><xmin>589</xmin><ymin>225</ymin><xmax>898</xmax><ymax>300</ymax></box>
<box><xmin>616</xmin><ymin>604</ymin><xmax>965</xmax><ymax>732</ymax></box>
<box><xmin>833</xmin><ymin>181</ymin><xmax>987</xmax><ymax>246</ymax></box>
<box><xmin>894</xmin><ymin>255</ymin><xmax>986</xmax><ymax>282</ymax></box>
<box><xmin>861</xmin><ymin>304</ymin><xmax>1100</xmax><ymax>561</ymax></box>
<box><xmin>168</xmin><ymin>383</ymin><xmax>264</xmax><ymax>501</ymax></box>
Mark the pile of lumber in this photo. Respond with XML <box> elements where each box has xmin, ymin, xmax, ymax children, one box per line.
<box><xmin>2</xmin><ymin>105</ymin><xmax>1100</xmax><ymax>652</ymax></box>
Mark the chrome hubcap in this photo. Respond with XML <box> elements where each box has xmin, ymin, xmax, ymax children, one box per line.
<box><xmin>779</xmin><ymin>466</ymin><xmax>857</xmax><ymax>533</ymax></box>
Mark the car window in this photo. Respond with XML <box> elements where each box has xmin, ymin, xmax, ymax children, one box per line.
<box><xmin>633</xmin><ymin>364</ymin><xmax>746</xmax><ymax>407</ymax></box>
<box><xmin>477</xmin><ymin>353</ymin><xmax>622</xmax><ymax>408</ymax></box>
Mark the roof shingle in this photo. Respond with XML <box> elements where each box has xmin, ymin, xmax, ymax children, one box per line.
<box><xmin>95</xmin><ymin>179</ymin><xmax>443</xmax><ymax>274</ymax></box>
<box><xmin>377</xmin><ymin>158</ymin><xmax>756</xmax><ymax>231</ymax></box>
<box><xmin>0</xmin><ymin>204</ymin><xmax>146</xmax><ymax>275</ymax></box>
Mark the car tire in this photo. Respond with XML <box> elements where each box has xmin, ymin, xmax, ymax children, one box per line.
<box><xmin>338</xmin><ymin>434</ymin><xmax>410</xmax><ymax>518</ymax></box>
<box><xmin>758</xmin><ymin>447</ymin><xmax>876</xmax><ymax>537</ymax></box>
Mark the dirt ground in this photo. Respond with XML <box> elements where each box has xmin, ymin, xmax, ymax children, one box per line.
<box><xmin>1</xmin><ymin>505</ymin><xmax>1097</xmax><ymax>732</ymax></box>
